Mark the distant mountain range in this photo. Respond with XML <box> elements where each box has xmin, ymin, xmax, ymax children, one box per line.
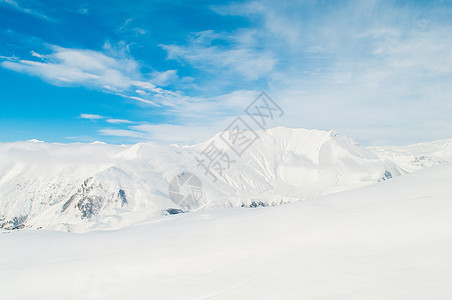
<box><xmin>1</xmin><ymin>127</ymin><xmax>451</xmax><ymax>232</ymax></box>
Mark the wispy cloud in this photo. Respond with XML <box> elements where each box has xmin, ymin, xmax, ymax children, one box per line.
<box><xmin>207</xmin><ymin>0</ymin><xmax>452</xmax><ymax>145</ymax></box>
<box><xmin>117</xmin><ymin>18</ymin><xmax>147</xmax><ymax>36</ymax></box>
<box><xmin>0</xmin><ymin>0</ymin><xmax>54</xmax><ymax>21</ymax></box>
<box><xmin>151</xmin><ymin>70</ymin><xmax>179</xmax><ymax>87</ymax></box>
<box><xmin>79</xmin><ymin>114</ymin><xmax>105</xmax><ymax>120</ymax></box>
<box><xmin>98</xmin><ymin>122</ymin><xmax>231</xmax><ymax>144</ymax></box>
<box><xmin>98</xmin><ymin>128</ymin><xmax>146</xmax><ymax>139</ymax></box>
<box><xmin>106</xmin><ymin>118</ymin><xmax>134</xmax><ymax>124</ymax></box>
<box><xmin>1</xmin><ymin>44</ymin><xmax>176</xmax><ymax>106</ymax></box>
<box><xmin>161</xmin><ymin>30</ymin><xmax>277</xmax><ymax>80</ymax></box>
<box><xmin>80</xmin><ymin>114</ymin><xmax>135</xmax><ymax>125</ymax></box>
<box><xmin>3</xmin><ymin>0</ymin><xmax>452</xmax><ymax>145</ymax></box>
<box><xmin>98</xmin><ymin>89</ymin><xmax>262</xmax><ymax>143</ymax></box>
<box><xmin>76</xmin><ymin>6</ymin><xmax>89</xmax><ymax>16</ymax></box>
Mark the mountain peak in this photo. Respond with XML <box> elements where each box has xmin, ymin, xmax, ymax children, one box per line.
<box><xmin>1</xmin><ymin>127</ymin><xmax>451</xmax><ymax>233</ymax></box>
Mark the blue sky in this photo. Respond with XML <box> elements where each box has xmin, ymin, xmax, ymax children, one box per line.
<box><xmin>1</xmin><ymin>0</ymin><xmax>451</xmax><ymax>145</ymax></box>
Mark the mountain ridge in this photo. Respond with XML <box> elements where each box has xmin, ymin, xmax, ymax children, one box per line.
<box><xmin>1</xmin><ymin>127</ymin><xmax>450</xmax><ymax>232</ymax></box>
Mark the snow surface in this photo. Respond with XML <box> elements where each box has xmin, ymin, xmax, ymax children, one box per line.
<box><xmin>1</xmin><ymin>127</ymin><xmax>400</xmax><ymax>232</ymax></box>
<box><xmin>368</xmin><ymin>137</ymin><xmax>452</xmax><ymax>172</ymax></box>
<box><xmin>1</xmin><ymin>163</ymin><xmax>451</xmax><ymax>299</ymax></box>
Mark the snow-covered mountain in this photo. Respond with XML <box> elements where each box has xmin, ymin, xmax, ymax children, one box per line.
<box><xmin>2</xmin><ymin>161</ymin><xmax>451</xmax><ymax>299</ymax></box>
<box><xmin>0</xmin><ymin>127</ymin><xmax>448</xmax><ymax>232</ymax></box>
<box><xmin>368</xmin><ymin>138</ymin><xmax>452</xmax><ymax>173</ymax></box>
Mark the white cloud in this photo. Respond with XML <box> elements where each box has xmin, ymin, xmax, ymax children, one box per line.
<box><xmin>98</xmin><ymin>90</ymin><xmax>264</xmax><ymax>143</ymax></box>
<box><xmin>106</xmin><ymin>118</ymin><xmax>134</xmax><ymax>124</ymax></box>
<box><xmin>79</xmin><ymin>114</ymin><xmax>105</xmax><ymax>120</ymax></box>
<box><xmin>161</xmin><ymin>30</ymin><xmax>277</xmax><ymax>80</ymax></box>
<box><xmin>117</xmin><ymin>18</ymin><xmax>147</xmax><ymax>36</ymax></box>
<box><xmin>151</xmin><ymin>70</ymin><xmax>179</xmax><ymax>86</ymax></box>
<box><xmin>0</xmin><ymin>0</ymin><xmax>54</xmax><ymax>21</ymax></box>
<box><xmin>129</xmin><ymin>123</ymin><xmax>223</xmax><ymax>143</ymax></box>
<box><xmin>0</xmin><ymin>55</ymin><xmax>17</xmax><ymax>61</ymax></box>
<box><xmin>115</xmin><ymin>94</ymin><xmax>161</xmax><ymax>107</ymax></box>
<box><xmin>80</xmin><ymin>114</ymin><xmax>135</xmax><ymax>125</ymax></box>
<box><xmin>98</xmin><ymin>129</ymin><xmax>145</xmax><ymax>139</ymax></box>
<box><xmin>133</xmin><ymin>28</ymin><xmax>147</xmax><ymax>35</ymax></box>
<box><xmin>3</xmin><ymin>0</ymin><xmax>452</xmax><ymax>145</ymax></box>
<box><xmin>206</xmin><ymin>0</ymin><xmax>452</xmax><ymax>145</ymax></box>
<box><xmin>30</xmin><ymin>50</ymin><xmax>45</xmax><ymax>59</ymax></box>
<box><xmin>2</xmin><ymin>47</ymin><xmax>130</xmax><ymax>88</ymax></box>
<box><xmin>1</xmin><ymin>45</ymin><xmax>177</xmax><ymax>106</ymax></box>
<box><xmin>98</xmin><ymin>121</ymin><xmax>233</xmax><ymax>144</ymax></box>
<box><xmin>118</xmin><ymin>18</ymin><xmax>133</xmax><ymax>32</ymax></box>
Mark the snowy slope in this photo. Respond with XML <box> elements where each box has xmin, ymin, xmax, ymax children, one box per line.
<box><xmin>368</xmin><ymin>138</ymin><xmax>452</xmax><ymax>173</ymax></box>
<box><xmin>1</xmin><ymin>163</ymin><xmax>451</xmax><ymax>299</ymax></box>
<box><xmin>0</xmin><ymin>127</ymin><xmax>392</xmax><ymax>232</ymax></box>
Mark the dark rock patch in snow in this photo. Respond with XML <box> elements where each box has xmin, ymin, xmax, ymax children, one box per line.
<box><xmin>165</xmin><ymin>208</ymin><xmax>185</xmax><ymax>215</ymax></box>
